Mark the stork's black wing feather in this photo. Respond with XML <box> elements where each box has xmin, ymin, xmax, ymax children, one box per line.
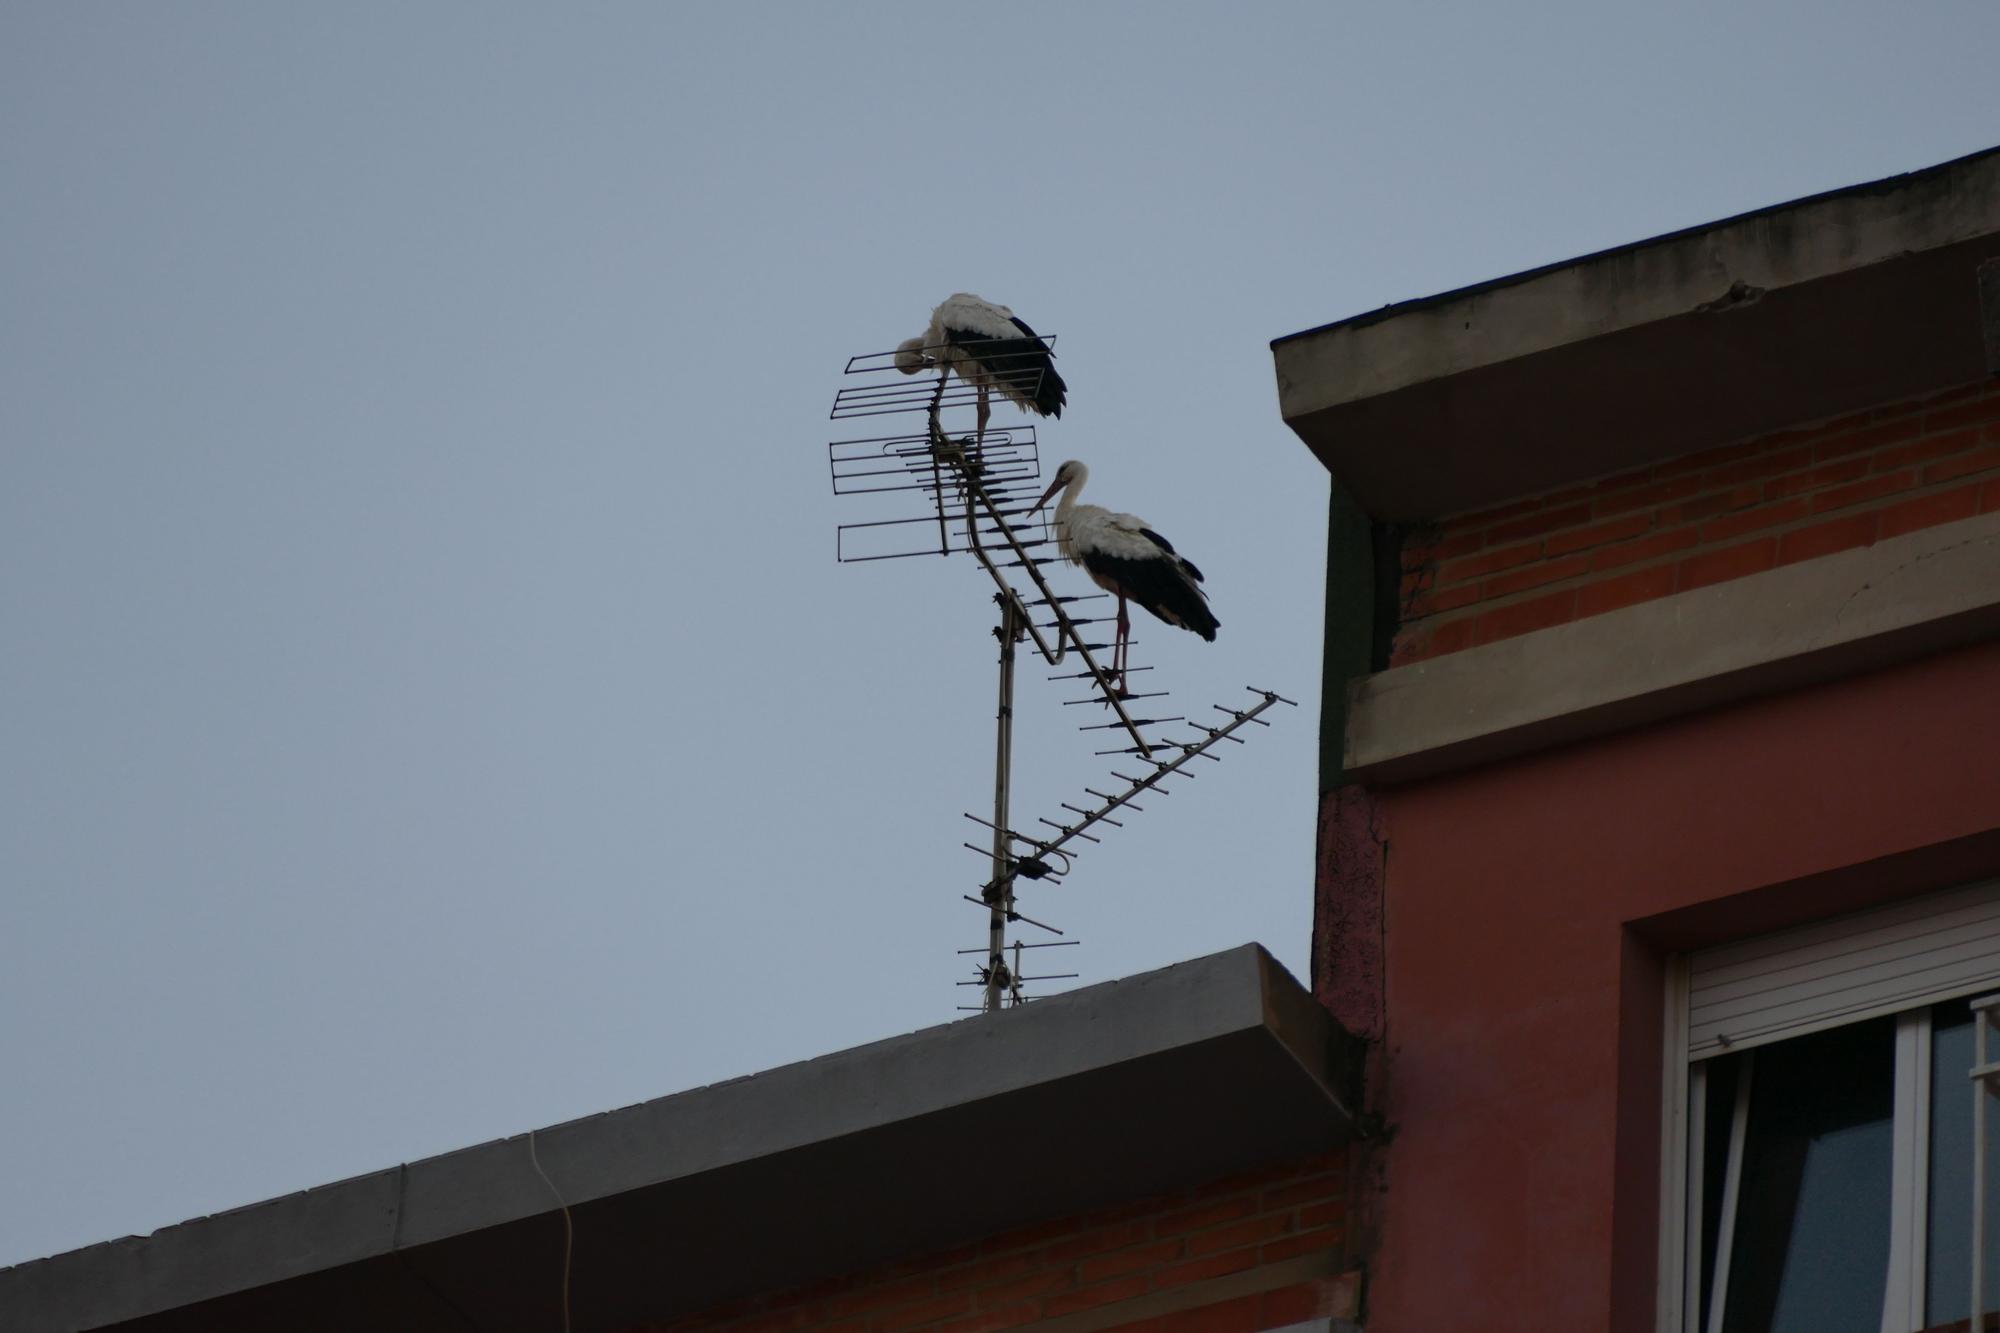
<box><xmin>1137</xmin><ymin>529</ymin><xmax>1203</xmax><ymax>582</ymax></box>
<box><xmin>1080</xmin><ymin>549</ymin><xmax>1219</xmax><ymax>643</ymax></box>
<box><xmin>943</xmin><ymin>321</ymin><xmax>1068</xmax><ymax>418</ymax></box>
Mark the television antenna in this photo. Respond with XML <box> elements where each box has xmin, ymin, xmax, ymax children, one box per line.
<box><xmin>828</xmin><ymin>337</ymin><xmax>1294</xmax><ymax>1013</ymax></box>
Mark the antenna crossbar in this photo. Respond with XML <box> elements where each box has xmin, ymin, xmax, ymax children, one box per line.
<box><xmin>968</xmin><ymin>689</ymin><xmax>1296</xmax><ymax>904</ymax></box>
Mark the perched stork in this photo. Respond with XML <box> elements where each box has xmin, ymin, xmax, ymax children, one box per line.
<box><xmin>1028</xmin><ymin>459</ymin><xmax>1217</xmax><ymax>693</ymax></box>
<box><xmin>894</xmin><ymin>293</ymin><xmax>1067</xmax><ymax>444</ymax></box>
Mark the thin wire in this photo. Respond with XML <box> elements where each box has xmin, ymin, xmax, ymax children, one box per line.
<box><xmin>527</xmin><ymin>1130</ymin><xmax>573</xmax><ymax>1333</ymax></box>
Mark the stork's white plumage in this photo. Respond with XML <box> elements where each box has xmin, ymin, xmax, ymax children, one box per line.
<box><xmin>1028</xmin><ymin>460</ymin><xmax>1217</xmax><ymax>693</ymax></box>
<box><xmin>894</xmin><ymin>293</ymin><xmax>1067</xmax><ymax>441</ymax></box>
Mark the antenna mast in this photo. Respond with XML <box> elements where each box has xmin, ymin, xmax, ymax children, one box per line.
<box><xmin>985</xmin><ymin>589</ymin><xmax>1023</xmax><ymax>1012</ymax></box>
<box><xmin>828</xmin><ymin>334</ymin><xmax>1292</xmax><ymax>1010</ymax></box>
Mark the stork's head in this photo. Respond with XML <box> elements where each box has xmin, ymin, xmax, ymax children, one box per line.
<box><xmin>892</xmin><ymin>337</ymin><xmax>931</xmax><ymax>375</ymax></box>
<box><xmin>1029</xmin><ymin>459</ymin><xmax>1087</xmax><ymax>516</ymax></box>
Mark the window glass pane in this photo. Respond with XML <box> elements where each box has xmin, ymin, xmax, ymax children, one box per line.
<box><xmin>1926</xmin><ymin>998</ymin><xmax>2000</xmax><ymax>1325</ymax></box>
<box><xmin>1722</xmin><ymin>1015</ymin><xmax>1895</xmax><ymax>1333</ymax></box>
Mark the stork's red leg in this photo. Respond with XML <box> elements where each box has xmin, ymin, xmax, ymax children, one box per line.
<box><xmin>975</xmin><ymin>388</ymin><xmax>991</xmax><ymax>456</ymax></box>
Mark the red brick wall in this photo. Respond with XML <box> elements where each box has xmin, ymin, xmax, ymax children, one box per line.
<box><xmin>1392</xmin><ymin>378</ymin><xmax>2000</xmax><ymax>666</ymax></box>
<box><xmin>632</xmin><ymin>1150</ymin><xmax>1353</xmax><ymax>1333</ymax></box>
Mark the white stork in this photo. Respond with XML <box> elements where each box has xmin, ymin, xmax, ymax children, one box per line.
<box><xmin>1028</xmin><ymin>460</ymin><xmax>1217</xmax><ymax>693</ymax></box>
<box><xmin>894</xmin><ymin>293</ymin><xmax>1067</xmax><ymax>443</ymax></box>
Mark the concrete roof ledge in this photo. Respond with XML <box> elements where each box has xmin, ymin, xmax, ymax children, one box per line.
<box><xmin>1345</xmin><ymin>511</ymin><xmax>2000</xmax><ymax>784</ymax></box>
<box><xmin>1274</xmin><ymin>145</ymin><xmax>2000</xmax><ymax>520</ymax></box>
<box><xmin>2</xmin><ymin>944</ymin><xmax>1358</xmax><ymax>1333</ymax></box>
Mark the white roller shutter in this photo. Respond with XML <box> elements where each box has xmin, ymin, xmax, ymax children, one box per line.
<box><xmin>1686</xmin><ymin>878</ymin><xmax>2000</xmax><ymax>1060</ymax></box>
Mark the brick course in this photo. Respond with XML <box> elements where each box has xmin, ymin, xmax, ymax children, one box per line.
<box><xmin>630</xmin><ymin>1151</ymin><xmax>1350</xmax><ymax>1333</ymax></box>
<box><xmin>1393</xmin><ymin>380</ymin><xmax>2000</xmax><ymax>666</ymax></box>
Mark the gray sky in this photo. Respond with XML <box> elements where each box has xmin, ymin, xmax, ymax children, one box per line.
<box><xmin>3</xmin><ymin>1</ymin><xmax>1996</xmax><ymax>1270</ymax></box>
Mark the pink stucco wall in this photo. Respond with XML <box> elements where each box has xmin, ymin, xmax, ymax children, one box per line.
<box><xmin>1336</xmin><ymin>641</ymin><xmax>2000</xmax><ymax>1332</ymax></box>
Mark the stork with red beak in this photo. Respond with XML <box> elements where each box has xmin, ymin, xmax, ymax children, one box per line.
<box><xmin>1028</xmin><ymin>460</ymin><xmax>1217</xmax><ymax>694</ymax></box>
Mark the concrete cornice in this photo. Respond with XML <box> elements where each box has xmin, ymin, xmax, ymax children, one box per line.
<box><xmin>1</xmin><ymin>945</ymin><xmax>1358</xmax><ymax>1333</ymax></box>
<box><xmin>1275</xmin><ymin>146</ymin><xmax>2000</xmax><ymax>412</ymax></box>
<box><xmin>1344</xmin><ymin>512</ymin><xmax>2000</xmax><ymax>785</ymax></box>
<box><xmin>1273</xmin><ymin>146</ymin><xmax>2000</xmax><ymax>521</ymax></box>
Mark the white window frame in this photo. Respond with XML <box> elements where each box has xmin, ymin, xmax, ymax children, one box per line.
<box><xmin>1657</xmin><ymin>882</ymin><xmax>2000</xmax><ymax>1333</ymax></box>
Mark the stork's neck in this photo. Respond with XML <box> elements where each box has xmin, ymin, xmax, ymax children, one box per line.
<box><xmin>1055</xmin><ymin>464</ymin><xmax>1088</xmax><ymax>521</ymax></box>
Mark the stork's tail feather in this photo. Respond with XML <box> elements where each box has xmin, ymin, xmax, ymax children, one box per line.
<box><xmin>1151</xmin><ymin>599</ymin><xmax>1218</xmax><ymax>642</ymax></box>
<box><xmin>1172</xmin><ymin>556</ymin><xmax>1217</xmax><ymax>641</ymax></box>
<box><xmin>1145</xmin><ymin>573</ymin><xmax>1218</xmax><ymax>643</ymax></box>
<box><xmin>1035</xmin><ymin>361</ymin><xmax>1068</xmax><ymax>418</ymax></box>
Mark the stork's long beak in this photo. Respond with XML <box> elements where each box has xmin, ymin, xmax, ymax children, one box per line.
<box><xmin>1028</xmin><ymin>475</ymin><xmax>1064</xmax><ymax>517</ymax></box>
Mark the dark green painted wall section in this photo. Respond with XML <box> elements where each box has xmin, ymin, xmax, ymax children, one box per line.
<box><xmin>1320</xmin><ymin>479</ymin><xmax>1383</xmax><ymax>794</ymax></box>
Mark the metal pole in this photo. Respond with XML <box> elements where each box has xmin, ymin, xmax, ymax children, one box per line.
<box><xmin>927</xmin><ymin>376</ymin><xmax>950</xmax><ymax>555</ymax></box>
<box><xmin>1977</xmin><ymin>1006</ymin><xmax>1989</xmax><ymax>1332</ymax></box>
<box><xmin>985</xmin><ymin>593</ymin><xmax>1022</xmax><ymax>1013</ymax></box>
